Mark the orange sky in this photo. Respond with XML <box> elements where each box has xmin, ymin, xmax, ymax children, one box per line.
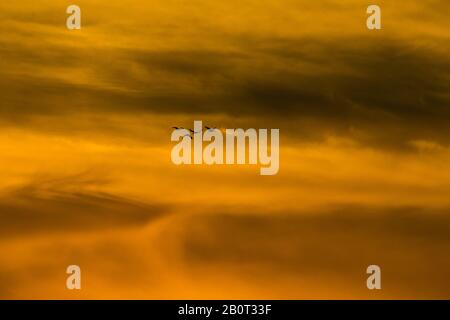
<box><xmin>0</xmin><ymin>0</ymin><xmax>450</xmax><ymax>299</ymax></box>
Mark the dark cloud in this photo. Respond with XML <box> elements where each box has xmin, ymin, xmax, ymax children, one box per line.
<box><xmin>1</xmin><ymin>34</ymin><xmax>450</xmax><ymax>148</ymax></box>
<box><xmin>0</xmin><ymin>173</ymin><xmax>169</xmax><ymax>238</ymax></box>
<box><xmin>176</xmin><ymin>206</ymin><xmax>450</xmax><ymax>298</ymax></box>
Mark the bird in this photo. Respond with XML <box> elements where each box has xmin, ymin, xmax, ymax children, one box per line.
<box><xmin>182</xmin><ymin>133</ymin><xmax>192</xmax><ymax>139</ymax></box>
<box><xmin>204</xmin><ymin>126</ymin><xmax>218</xmax><ymax>131</ymax></box>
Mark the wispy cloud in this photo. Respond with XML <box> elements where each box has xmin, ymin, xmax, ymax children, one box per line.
<box><xmin>1</xmin><ymin>0</ymin><xmax>450</xmax><ymax>299</ymax></box>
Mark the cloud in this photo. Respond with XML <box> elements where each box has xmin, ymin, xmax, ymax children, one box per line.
<box><xmin>1</xmin><ymin>205</ymin><xmax>450</xmax><ymax>299</ymax></box>
<box><xmin>1</xmin><ymin>0</ymin><xmax>450</xmax><ymax>299</ymax></box>
<box><xmin>0</xmin><ymin>172</ymin><xmax>169</xmax><ymax>238</ymax></box>
<box><xmin>174</xmin><ymin>206</ymin><xmax>450</xmax><ymax>298</ymax></box>
<box><xmin>1</xmin><ymin>31</ymin><xmax>449</xmax><ymax>149</ymax></box>
<box><xmin>1</xmin><ymin>0</ymin><xmax>449</xmax><ymax>150</ymax></box>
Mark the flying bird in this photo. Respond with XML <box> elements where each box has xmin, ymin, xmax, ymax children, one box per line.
<box><xmin>204</xmin><ymin>126</ymin><xmax>218</xmax><ymax>131</ymax></box>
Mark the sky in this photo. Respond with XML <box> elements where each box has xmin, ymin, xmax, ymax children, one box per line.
<box><xmin>0</xmin><ymin>0</ymin><xmax>449</xmax><ymax>299</ymax></box>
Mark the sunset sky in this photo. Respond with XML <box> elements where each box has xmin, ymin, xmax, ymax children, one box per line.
<box><xmin>0</xmin><ymin>0</ymin><xmax>450</xmax><ymax>299</ymax></box>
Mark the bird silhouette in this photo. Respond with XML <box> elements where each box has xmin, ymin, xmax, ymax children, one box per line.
<box><xmin>182</xmin><ymin>133</ymin><xmax>193</xmax><ymax>139</ymax></box>
<box><xmin>204</xmin><ymin>126</ymin><xmax>218</xmax><ymax>131</ymax></box>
